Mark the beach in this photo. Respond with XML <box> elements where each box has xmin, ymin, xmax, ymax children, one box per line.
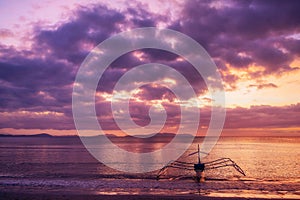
<box><xmin>1</xmin><ymin>173</ymin><xmax>299</xmax><ymax>199</ymax></box>
<box><xmin>0</xmin><ymin>192</ymin><xmax>288</xmax><ymax>200</ymax></box>
<box><xmin>0</xmin><ymin>192</ymin><xmax>296</xmax><ymax>200</ymax></box>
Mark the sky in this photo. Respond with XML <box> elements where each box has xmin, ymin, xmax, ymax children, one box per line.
<box><xmin>0</xmin><ymin>0</ymin><xmax>299</xmax><ymax>136</ymax></box>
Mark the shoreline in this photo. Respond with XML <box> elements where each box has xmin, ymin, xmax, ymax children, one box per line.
<box><xmin>0</xmin><ymin>191</ymin><xmax>290</xmax><ymax>200</ymax></box>
<box><xmin>0</xmin><ymin>177</ymin><xmax>299</xmax><ymax>200</ymax></box>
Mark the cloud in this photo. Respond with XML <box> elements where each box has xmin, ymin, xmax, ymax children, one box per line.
<box><xmin>98</xmin><ymin>49</ymin><xmax>207</xmax><ymax>96</ymax></box>
<box><xmin>33</xmin><ymin>2</ymin><xmax>166</xmax><ymax>64</ymax></box>
<box><xmin>133</xmin><ymin>84</ymin><xmax>176</xmax><ymax>102</ymax></box>
<box><xmin>248</xmin><ymin>83</ymin><xmax>278</xmax><ymax>90</ymax></box>
<box><xmin>0</xmin><ymin>1</ymin><xmax>299</xmax><ymax>133</ymax></box>
<box><xmin>196</xmin><ymin>103</ymin><xmax>300</xmax><ymax>131</ymax></box>
<box><xmin>0</xmin><ymin>3</ymin><xmax>170</xmax><ymax>131</ymax></box>
<box><xmin>0</xmin><ymin>29</ymin><xmax>14</xmax><ymax>38</ymax></box>
<box><xmin>0</xmin><ymin>56</ymin><xmax>74</xmax><ymax>113</ymax></box>
<box><xmin>174</xmin><ymin>0</ymin><xmax>300</xmax><ymax>82</ymax></box>
<box><xmin>35</xmin><ymin>5</ymin><xmax>126</xmax><ymax>64</ymax></box>
<box><xmin>224</xmin><ymin>103</ymin><xmax>300</xmax><ymax>129</ymax></box>
<box><xmin>0</xmin><ymin>110</ymin><xmax>74</xmax><ymax>130</ymax></box>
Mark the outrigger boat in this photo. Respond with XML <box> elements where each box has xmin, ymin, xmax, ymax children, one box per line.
<box><xmin>157</xmin><ymin>144</ymin><xmax>246</xmax><ymax>182</ymax></box>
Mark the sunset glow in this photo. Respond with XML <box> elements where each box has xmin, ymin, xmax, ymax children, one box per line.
<box><xmin>0</xmin><ymin>0</ymin><xmax>299</xmax><ymax>136</ymax></box>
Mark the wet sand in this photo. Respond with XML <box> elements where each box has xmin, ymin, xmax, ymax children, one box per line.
<box><xmin>1</xmin><ymin>177</ymin><xmax>299</xmax><ymax>200</ymax></box>
<box><xmin>0</xmin><ymin>191</ymin><xmax>289</xmax><ymax>200</ymax></box>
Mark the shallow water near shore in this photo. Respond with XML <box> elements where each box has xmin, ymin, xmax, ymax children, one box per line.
<box><xmin>0</xmin><ymin>136</ymin><xmax>299</xmax><ymax>198</ymax></box>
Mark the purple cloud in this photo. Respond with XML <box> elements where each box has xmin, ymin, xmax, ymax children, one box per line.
<box><xmin>0</xmin><ymin>1</ymin><xmax>299</xmax><ymax>133</ymax></box>
<box><xmin>174</xmin><ymin>0</ymin><xmax>300</xmax><ymax>81</ymax></box>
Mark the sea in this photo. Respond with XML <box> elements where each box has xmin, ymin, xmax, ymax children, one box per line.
<box><xmin>0</xmin><ymin>136</ymin><xmax>299</xmax><ymax>199</ymax></box>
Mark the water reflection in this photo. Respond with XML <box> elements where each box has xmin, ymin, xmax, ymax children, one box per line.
<box><xmin>108</xmin><ymin>135</ymin><xmax>174</xmax><ymax>153</ymax></box>
<box><xmin>0</xmin><ymin>136</ymin><xmax>299</xmax><ymax>180</ymax></box>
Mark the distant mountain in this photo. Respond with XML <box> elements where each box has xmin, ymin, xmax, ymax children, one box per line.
<box><xmin>31</xmin><ymin>133</ymin><xmax>53</xmax><ymax>137</ymax></box>
<box><xmin>119</xmin><ymin>132</ymin><xmax>195</xmax><ymax>139</ymax></box>
<box><xmin>123</xmin><ymin>132</ymin><xmax>176</xmax><ymax>138</ymax></box>
<box><xmin>0</xmin><ymin>133</ymin><xmax>53</xmax><ymax>137</ymax></box>
<box><xmin>0</xmin><ymin>132</ymin><xmax>195</xmax><ymax>138</ymax></box>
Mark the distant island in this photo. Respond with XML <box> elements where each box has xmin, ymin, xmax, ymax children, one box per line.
<box><xmin>0</xmin><ymin>133</ymin><xmax>54</xmax><ymax>137</ymax></box>
<box><xmin>0</xmin><ymin>132</ymin><xmax>196</xmax><ymax>138</ymax></box>
<box><xmin>0</xmin><ymin>133</ymin><xmax>79</xmax><ymax>138</ymax></box>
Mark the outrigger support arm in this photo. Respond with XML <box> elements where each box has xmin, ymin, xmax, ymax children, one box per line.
<box><xmin>157</xmin><ymin>160</ymin><xmax>195</xmax><ymax>179</ymax></box>
<box><xmin>204</xmin><ymin>158</ymin><xmax>246</xmax><ymax>176</ymax></box>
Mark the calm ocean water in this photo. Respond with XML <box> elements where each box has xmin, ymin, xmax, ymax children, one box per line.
<box><xmin>0</xmin><ymin>136</ymin><xmax>299</xmax><ymax>198</ymax></box>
